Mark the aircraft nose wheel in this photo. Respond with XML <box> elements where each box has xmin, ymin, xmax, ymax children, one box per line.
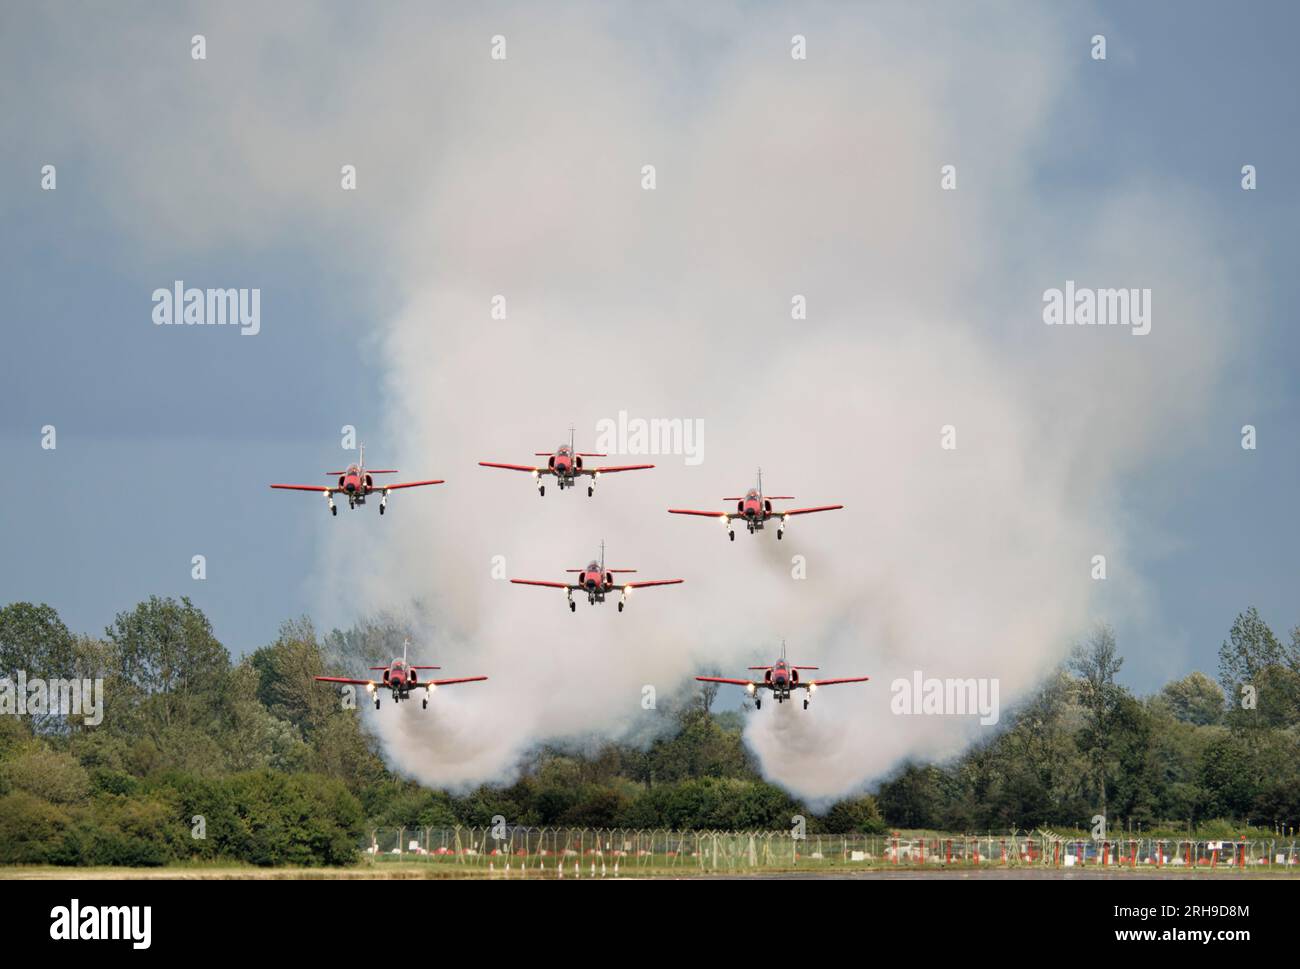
<box><xmin>587</xmin><ymin>486</ymin><xmax>593</xmax><ymax>497</ymax></box>
<box><xmin>777</xmin><ymin>529</ymin><xmax>784</xmax><ymax>540</ymax></box>
<box><xmin>569</xmin><ymin>601</ymin><xmax>576</xmax><ymax>612</ymax></box>
<box><xmin>422</xmin><ymin>697</ymin><xmax>428</xmax><ymax>709</ymax></box>
<box><xmin>538</xmin><ymin>485</ymin><xmax>545</xmax><ymax>496</ymax></box>
<box><xmin>617</xmin><ymin>602</ymin><xmax>624</xmax><ymax>612</ymax></box>
<box><xmin>755</xmin><ymin>698</ymin><xmax>761</xmax><ymax>709</ymax></box>
<box><xmin>803</xmin><ymin>698</ymin><xmax>809</xmax><ymax>709</ymax></box>
<box><xmin>374</xmin><ymin>697</ymin><xmax>381</xmax><ymax>709</ymax></box>
<box><xmin>728</xmin><ymin>531</ymin><xmax>735</xmax><ymax>542</ymax></box>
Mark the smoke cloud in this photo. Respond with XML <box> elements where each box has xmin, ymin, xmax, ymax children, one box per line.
<box><xmin>304</xmin><ymin>5</ymin><xmax>1236</xmax><ymax>804</ymax></box>
<box><xmin>12</xmin><ymin>3</ymin><xmax>1236</xmax><ymax>804</ymax></box>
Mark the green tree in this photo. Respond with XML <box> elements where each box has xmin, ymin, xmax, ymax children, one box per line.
<box><xmin>105</xmin><ymin>597</ymin><xmax>230</xmax><ymax>736</ymax></box>
<box><xmin>0</xmin><ymin>603</ymin><xmax>78</xmax><ymax>733</ymax></box>
<box><xmin>877</xmin><ymin>764</ymin><xmax>944</xmax><ymax>829</ymax></box>
<box><xmin>1218</xmin><ymin>607</ymin><xmax>1284</xmax><ymax>700</ymax></box>
<box><xmin>249</xmin><ymin>618</ymin><xmax>336</xmax><ymax>739</ymax></box>
<box><xmin>2</xmin><ymin>747</ymin><xmax>91</xmax><ymax>804</ymax></box>
<box><xmin>1158</xmin><ymin>671</ymin><xmax>1225</xmax><ymax>726</ymax></box>
<box><xmin>0</xmin><ymin>791</ymin><xmax>70</xmax><ymax>863</ymax></box>
<box><xmin>1070</xmin><ymin>623</ymin><xmax>1126</xmax><ymax>821</ymax></box>
<box><xmin>821</xmin><ymin>795</ymin><xmax>886</xmax><ymax>834</ymax></box>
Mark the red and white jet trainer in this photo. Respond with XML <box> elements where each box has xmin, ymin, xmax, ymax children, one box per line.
<box><xmin>511</xmin><ymin>541</ymin><xmax>683</xmax><ymax>612</ymax></box>
<box><xmin>314</xmin><ymin>641</ymin><xmax>486</xmax><ymax>709</ymax></box>
<box><xmin>271</xmin><ymin>443</ymin><xmax>443</xmax><ymax>516</ymax></box>
<box><xmin>479</xmin><ymin>428</ymin><xmax>653</xmax><ymax>497</ymax></box>
<box><xmin>697</xmin><ymin>650</ymin><xmax>868</xmax><ymax>710</ymax></box>
<box><xmin>669</xmin><ymin>468</ymin><xmax>843</xmax><ymax>541</ymax></box>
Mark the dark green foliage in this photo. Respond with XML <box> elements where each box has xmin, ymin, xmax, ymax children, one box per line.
<box><xmin>821</xmin><ymin>795</ymin><xmax>887</xmax><ymax>834</ymax></box>
<box><xmin>1</xmin><ymin>598</ymin><xmax>1298</xmax><ymax>867</ymax></box>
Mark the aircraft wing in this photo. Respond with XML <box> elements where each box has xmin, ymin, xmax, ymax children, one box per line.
<box><xmin>581</xmin><ymin>464</ymin><xmax>654</xmax><ymax>475</ymax></box>
<box><xmin>618</xmin><ymin>579</ymin><xmax>684</xmax><ymax>590</ymax></box>
<box><xmin>414</xmin><ymin>676</ymin><xmax>488</xmax><ymax>688</ymax></box>
<box><xmin>377</xmin><ymin>479</ymin><xmax>444</xmax><ymax>490</ymax></box>
<box><xmin>800</xmin><ymin>676</ymin><xmax>870</xmax><ymax>688</ymax></box>
<box><xmin>695</xmin><ymin>676</ymin><xmax>760</xmax><ymax>688</ymax></box>
<box><xmin>314</xmin><ymin>676</ymin><xmax>377</xmax><ymax>687</ymax></box>
<box><xmin>778</xmin><ymin>504</ymin><xmax>844</xmax><ymax>516</ymax></box>
<box><xmin>668</xmin><ymin>508</ymin><xmax>742</xmax><ymax>519</ymax></box>
<box><xmin>272</xmin><ymin>484</ymin><xmax>342</xmax><ymax>494</ymax></box>
<box><xmin>510</xmin><ymin>579</ymin><xmax>578</xmax><ymax>591</ymax></box>
<box><xmin>479</xmin><ymin>461</ymin><xmax>553</xmax><ymax>474</ymax></box>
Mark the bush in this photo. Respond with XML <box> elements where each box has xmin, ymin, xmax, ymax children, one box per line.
<box><xmin>0</xmin><ymin>791</ymin><xmax>70</xmax><ymax>864</ymax></box>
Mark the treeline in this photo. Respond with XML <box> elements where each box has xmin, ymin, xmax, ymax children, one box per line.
<box><xmin>1</xmin><ymin>599</ymin><xmax>1298</xmax><ymax>866</ymax></box>
<box><xmin>876</xmin><ymin>617</ymin><xmax>1300</xmax><ymax>834</ymax></box>
<box><xmin>0</xmin><ymin>598</ymin><xmax>882</xmax><ymax>865</ymax></box>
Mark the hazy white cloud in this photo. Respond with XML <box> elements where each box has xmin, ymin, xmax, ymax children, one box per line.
<box><xmin>318</xmin><ymin>6</ymin><xmax>1237</xmax><ymax>805</ymax></box>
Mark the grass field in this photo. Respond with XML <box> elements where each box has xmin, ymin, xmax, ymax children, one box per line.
<box><xmin>5</xmin><ymin>856</ymin><xmax>1299</xmax><ymax>880</ymax></box>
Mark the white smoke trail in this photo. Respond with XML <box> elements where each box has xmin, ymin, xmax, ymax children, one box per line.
<box><xmin>305</xmin><ymin>5</ymin><xmax>1237</xmax><ymax>805</ymax></box>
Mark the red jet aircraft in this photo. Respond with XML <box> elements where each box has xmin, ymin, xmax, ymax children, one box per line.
<box><xmin>511</xmin><ymin>542</ymin><xmax>683</xmax><ymax>612</ymax></box>
<box><xmin>669</xmin><ymin>468</ymin><xmax>843</xmax><ymax>540</ymax></box>
<box><xmin>697</xmin><ymin>648</ymin><xmax>869</xmax><ymax>710</ymax></box>
<box><xmin>271</xmin><ymin>444</ymin><xmax>443</xmax><ymax>516</ymax></box>
<box><xmin>314</xmin><ymin>641</ymin><xmax>486</xmax><ymax>709</ymax></box>
<box><xmin>480</xmin><ymin>428</ymin><xmax>653</xmax><ymax>496</ymax></box>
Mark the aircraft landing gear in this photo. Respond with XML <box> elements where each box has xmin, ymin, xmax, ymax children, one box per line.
<box><xmin>569</xmin><ymin>601</ymin><xmax>576</xmax><ymax>613</ymax></box>
<box><xmin>803</xmin><ymin>698</ymin><xmax>809</xmax><ymax>710</ymax></box>
<box><xmin>617</xmin><ymin>601</ymin><xmax>624</xmax><ymax>613</ymax></box>
<box><xmin>777</xmin><ymin>528</ymin><xmax>783</xmax><ymax>540</ymax></box>
<box><xmin>587</xmin><ymin>486</ymin><xmax>593</xmax><ymax>497</ymax></box>
<box><xmin>331</xmin><ymin>506</ymin><xmax>337</xmax><ymax>516</ymax></box>
<box><xmin>374</xmin><ymin>697</ymin><xmax>381</xmax><ymax>709</ymax></box>
<box><xmin>422</xmin><ymin>697</ymin><xmax>428</xmax><ymax>709</ymax></box>
<box><xmin>755</xmin><ymin>698</ymin><xmax>762</xmax><ymax>709</ymax></box>
<box><xmin>538</xmin><ymin>485</ymin><xmax>545</xmax><ymax>497</ymax></box>
<box><xmin>728</xmin><ymin>531</ymin><xmax>735</xmax><ymax>542</ymax></box>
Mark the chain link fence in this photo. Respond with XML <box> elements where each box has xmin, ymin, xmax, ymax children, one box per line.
<box><xmin>360</xmin><ymin>827</ymin><xmax>1300</xmax><ymax>873</ymax></box>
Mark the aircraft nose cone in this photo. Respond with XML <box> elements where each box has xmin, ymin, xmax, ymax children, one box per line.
<box><xmin>345</xmin><ymin>482</ymin><xmax>355</xmax><ymax>492</ymax></box>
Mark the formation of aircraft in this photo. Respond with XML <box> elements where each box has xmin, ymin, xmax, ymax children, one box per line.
<box><xmin>668</xmin><ymin>468</ymin><xmax>843</xmax><ymax>540</ymax></box>
<box><xmin>282</xmin><ymin>435</ymin><xmax>867</xmax><ymax>714</ymax></box>
<box><xmin>313</xmin><ymin>640</ymin><xmax>487</xmax><ymax>709</ymax></box>
<box><xmin>511</xmin><ymin>542</ymin><xmax>683</xmax><ymax>612</ymax></box>
<box><xmin>696</xmin><ymin>647</ymin><xmax>869</xmax><ymax>709</ymax></box>
<box><xmin>479</xmin><ymin>428</ymin><xmax>653</xmax><ymax>496</ymax></box>
<box><xmin>270</xmin><ymin>444</ymin><xmax>443</xmax><ymax>516</ymax></box>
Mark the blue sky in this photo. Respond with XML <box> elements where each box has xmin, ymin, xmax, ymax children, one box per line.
<box><xmin>2</xmin><ymin>0</ymin><xmax>1298</xmax><ymax>709</ymax></box>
